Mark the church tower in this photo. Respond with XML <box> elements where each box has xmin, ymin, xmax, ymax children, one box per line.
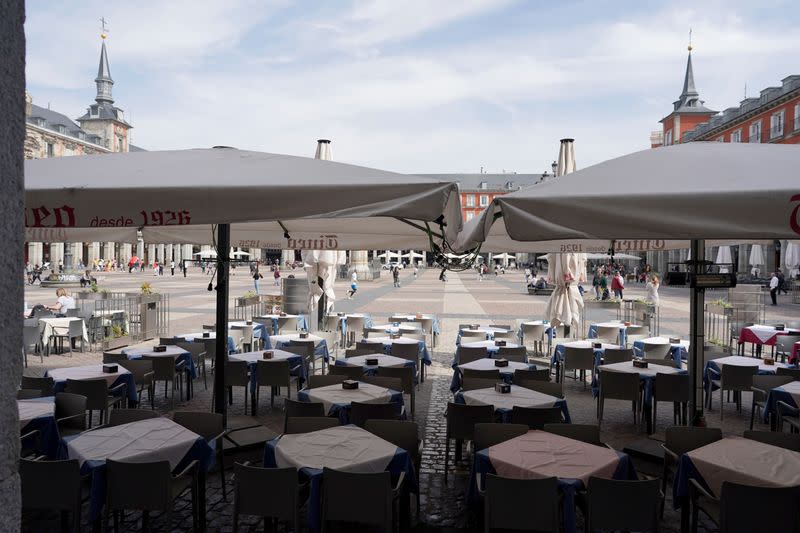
<box><xmin>77</xmin><ymin>27</ymin><xmax>132</xmax><ymax>152</ymax></box>
<box><xmin>657</xmin><ymin>39</ymin><xmax>716</xmax><ymax>146</ymax></box>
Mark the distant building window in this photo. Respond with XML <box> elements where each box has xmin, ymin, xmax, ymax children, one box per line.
<box><xmin>770</xmin><ymin>110</ymin><xmax>784</xmax><ymax>138</ymax></box>
<box><xmin>90</xmin><ymin>106</ymin><xmax>98</xmax><ymax>117</ymax></box>
<box><xmin>46</xmin><ymin>143</ymin><xmax>54</xmax><ymax>157</ymax></box>
<box><xmin>465</xmin><ymin>195</ymin><xmax>475</xmax><ymax>207</ymax></box>
<box><xmin>479</xmin><ymin>181</ymin><xmax>488</xmax><ymax>190</ymax></box>
<box><xmin>664</xmin><ymin>129</ymin><xmax>673</xmax><ymax>146</ymax></box>
<box><xmin>479</xmin><ymin>195</ymin><xmax>489</xmax><ymax>207</ymax></box>
<box><xmin>795</xmin><ymin>104</ymin><xmax>800</xmax><ymax>131</ymax></box>
<box><xmin>716</xmin><ymin>135</ymin><xmax>724</xmax><ymax>142</ymax></box>
<box><xmin>465</xmin><ymin>211</ymin><xmax>475</xmax><ymax>221</ymax></box>
<box><xmin>748</xmin><ymin>121</ymin><xmax>761</xmax><ymax>143</ymax></box>
<box><xmin>117</xmin><ymin>137</ymin><xmax>124</xmax><ymax>152</ymax></box>
<box><xmin>730</xmin><ymin>129</ymin><xmax>741</xmax><ymax>143</ymax></box>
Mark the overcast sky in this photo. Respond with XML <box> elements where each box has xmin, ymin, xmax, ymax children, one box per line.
<box><xmin>24</xmin><ymin>0</ymin><xmax>800</xmax><ymax>173</ymax></box>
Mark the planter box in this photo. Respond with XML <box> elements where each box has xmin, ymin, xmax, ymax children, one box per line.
<box><xmin>236</xmin><ymin>296</ymin><xmax>260</xmax><ymax>307</ymax></box>
<box><xmin>139</xmin><ymin>293</ymin><xmax>161</xmax><ymax>305</ymax></box>
<box><xmin>585</xmin><ymin>299</ymin><xmax>621</xmax><ymax>307</ymax></box>
<box><xmin>706</xmin><ymin>304</ymin><xmax>733</xmax><ymax>316</ymax></box>
<box><xmin>103</xmin><ymin>335</ymin><xmax>131</xmax><ymax>350</ymax></box>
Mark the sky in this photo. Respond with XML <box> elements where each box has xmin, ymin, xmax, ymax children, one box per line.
<box><xmin>24</xmin><ymin>0</ymin><xmax>800</xmax><ymax>174</ymax></box>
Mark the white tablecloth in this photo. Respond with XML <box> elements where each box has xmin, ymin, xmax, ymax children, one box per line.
<box><xmin>639</xmin><ymin>336</ymin><xmax>690</xmax><ymax>349</ymax></box>
<box><xmin>122</xmin><ymin>345</ymin><xmax>187</xmax><ymax>358</ymax></box>
<box><xmin>600</xmin><ymin>360</ymin><xmax>682</xmax><ymax>377</ymax></box>
<box><xmin>275</xmin><ymin>425</ymin><xmax>396</xmax><ymax>473</ymax></box>
<box><xmin>711</xmin><ymin>355</ymin><xmax>790</xmax><ymax>373</ymax></box>
<box><xmin>47</xmin><ymin>364</ymin><xmax>131</xmax><ymax>387</ymax></box>
<box><xmin>270</xmin><ymin>333</ymin><xmax>323</xmax><ymax>345</ymax></box>
<box><xmin>40</xmin><ymin>317</ymin><xmax>89</xmax><ymax>347</ymax></box>
<box><xmin>461</xmin><ymin>340</ymin><xmax>522</xmax><ymax>350</ymax></box>
<box><xmin>17</xmin><ymin>398</ymin><xmax>55</xmax><ymax>427</ymax></box>
<box><xmin>462</xmin><ymin>385</ymin><xmax>560</xmax><ymax>411</ymax></box>
<box><xmin>67</xmin><ymin>417</ymin><xmax>200</xmax><ymax>468</ymax></box>
<box><xmin>744</xmin><ymin>325</ymin><xmax>784</xmax><ymax>344</ymax></box>
<box><xmin>458</xmin><ymin>358</ymin><xmax>530</xmax><ymax>375</ymax></box>
<box><xmin>688</xmin><ymin>437</ymin><xmax>800</xmax><ymax>496</ymax></box>
<box><xmin>304</xmin><ymin>382</ymin><xmax>393</xmax><ymax>415</ymax></box>
<box><xmin>362</xmin><ymin>336</ymin><xmax>421</xmax><ymax>347</ymax></box>
<box><xmin>343</xmin><ymin>354</ymin><xmax>411</xmax><ymax>368</ymax></box>
<box><xmin>229</xmin><ymin>349</ymin><xmax>299</xmax><ymax>364</ymax></box>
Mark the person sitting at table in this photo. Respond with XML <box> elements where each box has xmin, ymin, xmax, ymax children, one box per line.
<box><xmin>535</xmin><ymin>276</ymin><xmax>547</xmax><ymax>289</ymax></box>
<box><xmin>79</xmin><ymin>269</ymin><xmax>95</xmax><ymax>288</ymax></box>
<box><xmin>47</xmin><ymin>288</ymin><xmax>76</xmax><ymax>317</ymax></box>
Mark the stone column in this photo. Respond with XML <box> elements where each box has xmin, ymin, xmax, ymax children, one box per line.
<box><xmin>147</xmin><ymin>244</ymin><xmax>156</xmax><ymax>265</ymax></box>
<box><xmin>121</xmin><ymin>243</ymin><xmax>132</xmax><ymax>264</ymax></box>
<box><xmin>88</xmin><ymin>242</ymin><xmax>101</xmax><ymax>264</ymax></box>
<box><xmin>281</xmin><ymin>249</ymin><xmax>294</xmax><ymax>266</ymax></box>
<box><xmin>71</xmin><ymin>243</ymin><xmax>82</xmax><ymax>268</ymax></box>
<box><xmin>157</xmin><ymin>243</ymin><xmax>165</xmax><ymax>262</ymax></box>
<box><xmin>166</xmin><ymin>244</ymin><xmax>173</xmax><ymax>263</ymax></box>
<box><xmin>136</xmin><ymin>238</ymin><xmax>144</xmax><ymax>260</ymax></box>
<box><xmin>183</xmin><ymin>244</ymin><xmax>194</xmax><ymax>263</ymax></box>
<box><xmin>1</xmin><ymin>0</ymin><xmax>26</xmax><ymax>524</ymax></box>
<box><xmin>51</xmin><ymin>243</ymin><xmax>64</xmax><ymax>267</ymax></box>
<box><xmin>351</xmin><ymin>250</ymin><xmax>370</xmax><ymax>279</ymax></box>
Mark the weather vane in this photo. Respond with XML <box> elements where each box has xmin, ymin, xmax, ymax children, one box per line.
<box><xmin>100</xmin><ymin>17</ymin><xmax>109</xmax><ymax>39</ymax></box>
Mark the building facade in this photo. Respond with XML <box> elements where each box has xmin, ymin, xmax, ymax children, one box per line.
<box><xmin>646</xmin><ymin>48</ymin><xmax>798</xmax><ymax>276</ymax></box>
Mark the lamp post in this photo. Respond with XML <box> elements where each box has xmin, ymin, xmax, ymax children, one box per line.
<box><xmin>551</xmin><ymin>161</ymin><xmax>558</xmax><ymax>177</ymax></box>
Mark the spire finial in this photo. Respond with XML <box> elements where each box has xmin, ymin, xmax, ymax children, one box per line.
<box><xmin>100</xmin><ymin>17</ymin><xmax>108</xmax><ymax>39</ymax></box>
<box><xmin>687</xmin><ymin>28</ymin><xmax>693</xmax><ymax>52</ymax></box>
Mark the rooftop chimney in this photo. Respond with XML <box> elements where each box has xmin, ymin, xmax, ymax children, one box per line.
<box><xmin>315</xmin><ymin>139</ymin><xmax>332</xmax><ymax>161</ymax></box>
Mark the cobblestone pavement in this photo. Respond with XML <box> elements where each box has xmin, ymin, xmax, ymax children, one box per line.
<box><xmin>21</xmin><ymin>267</ymin><xmax>800</xmax><ymax>531</ymax></box>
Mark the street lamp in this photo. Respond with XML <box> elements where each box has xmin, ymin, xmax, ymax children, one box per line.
<box><xmin>551</xmin><ymin>161</ymin><xmax>558</xmax><ymax>177</ymax></box>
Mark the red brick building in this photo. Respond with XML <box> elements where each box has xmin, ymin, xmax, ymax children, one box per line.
<box><xmin>652</xmin><ymin>48</ymin><xmax>800</xmax><ymax>146</ymax></box>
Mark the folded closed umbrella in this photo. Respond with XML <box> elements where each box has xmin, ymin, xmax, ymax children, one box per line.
<box><xmin>715</xmin><ymin>246</ymin><xmax>732</xmax><ymax>273</ymax></box>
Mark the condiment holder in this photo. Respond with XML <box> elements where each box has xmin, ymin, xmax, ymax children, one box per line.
<box><xmin>494</xmin><ymin>358</ymin><xmax>509</xmax><ymax>367</ymax></box>
<box><xmin>263</xmin><ymin>351</ymin><xmax>274</xmax><ymax>359</ymax></box>
<box><xmin>153</xmin><ymin>345</ymin><xmax>167</xmax><ymax>353</ymax></box>
<box><xmin>102</xmin><ymin>363</ymin><xmax>118</xmax><ymax>373</ymax></box>
<box><xmin>342</xmin><ymin>380</ymin><xmax>359</xmax><ymax>390</ymax></box>
<box><xmin>495</xmin><ymin>383</ymin><xmax>511</xmax><ymax>394</ymax></box>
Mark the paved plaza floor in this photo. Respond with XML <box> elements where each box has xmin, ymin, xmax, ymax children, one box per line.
<box><xmin>22</xmin><ymin>266</ymin><xmax>800</xmax><ymax>532</ymax></box>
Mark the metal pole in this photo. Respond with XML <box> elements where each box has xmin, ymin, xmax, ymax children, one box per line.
<box><xmin>689</xmin><ymin>238</ymin><xmax>706</xmax><ymax>426</ymax></box>
<box><xmin>213</xmin><ymin>224</ymin><xmax>230</xmax><ymax>423</ymax></box>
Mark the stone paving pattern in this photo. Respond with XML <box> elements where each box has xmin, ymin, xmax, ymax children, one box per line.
<box><xmin>21</xmin><ymin>266</ymin><xmax>800</xmax><ymax>531</ymax></box>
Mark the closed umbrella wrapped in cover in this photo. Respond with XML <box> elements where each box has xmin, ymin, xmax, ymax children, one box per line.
<box><xmin>715</xmin><ymin>246</ymin><xmax>732</xmax><ymax>273</ymax></box>
<box><xmin>748</xmin><ymin>244</ymin><xmax>765</xmax><ymax>276</ymax></box>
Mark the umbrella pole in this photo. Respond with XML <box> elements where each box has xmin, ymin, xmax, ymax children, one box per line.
<box><xmin>214</xmin><ymin>223</ymin><xmax>230</xmax><ymax>424</ymax></box>
<box><xmin>689</xmin><ymin>239</ymin><xmax>706</xmax><ymax>426</ymax></box>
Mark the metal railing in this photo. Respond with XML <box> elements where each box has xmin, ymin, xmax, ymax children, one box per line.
<box><xmin>73</xmin><ymin>291</ymin><xmax>170</xmax><ymax>350</ymax></box>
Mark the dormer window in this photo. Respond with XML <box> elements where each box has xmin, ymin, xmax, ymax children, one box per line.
<box><xmin>54</xmin><ymin>124</ymin><xmax>67</xmax><ymax>134</ymax></box>
<box><xmin>479</xmin><ymin>181</ymin><xmax>488</xmax><ymax>190</ymax></box>
<box><xmin>77</xmin><ymin>131</ymin><xmax>86</xmax><ymax>141</ymax></box>
<box><xmin>90</xmin><ymin>106</ymin><xmax>99</xmax><ymax>117</ymax></box>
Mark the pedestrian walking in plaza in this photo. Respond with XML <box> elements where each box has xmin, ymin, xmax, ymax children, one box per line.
<box><xmin>348</xmin><ymin>271</ymin><xmax>358</xmax><ymax>299</ymax></box>
<box><xmin>393</xmin><ymin>266</ymin><xmax>400</xmax><ymax>287</ymax></box>
<box><xmin>592</xmin><ymin>269</ymin><xmax>602</xmax><ymax>299</ymax></box>
<box><xmin>777</xmin><ymin>268</ymin><xmax>788</xmax><ymax>294</ymax></box>
<box><xmin>413</xmin><ymin>266</ymin><xmax>418</xmax><ymax>279</ymax></box>
<box><xmin>646</xmin><ymin>274</ymin><xmax>661</xmax><ymax>307</ymax></box>
<box><xmin>611</xmin><ymin>271</ymin><xmax>625</xmax><ymax>299</ymax></box>
<box><xmin>478</xmin><ymin>265</ymin><xmax>484</xmax><ymax>281</ymax></box>
<box><xmin>170</xmin><ymin>260</ymin><xmax>175</xmax><ymax>276</ymax></box>
<box><xmin>253</xmin><ymin>266</ymin><xmax>263</xmax><ymax>294</ymax></box>
<box><xmin>273</xmin><ymin>267</ymin><xmax>281</xmax><ymax>286</ymax></box>
<box><xmin>153</xmin><ymin>261</ymin><xmax>159</xmax><ymax>276</ymax></box>
<box><xmin>770</xmin><ymin>272</ymin><xmax>779</xmax><ymax>305</ymax></box>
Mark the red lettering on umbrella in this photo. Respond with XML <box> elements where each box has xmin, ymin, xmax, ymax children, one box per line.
<box><xmin>791</xmin><ymin>194</ymin><xmax>800</xmax><ymax>236</ymax></box>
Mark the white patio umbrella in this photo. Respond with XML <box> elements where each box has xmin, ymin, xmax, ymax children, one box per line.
<box><xmin>303</xmin><ymin>249</ymin><xmax>347</xmax><ymax>318</ymax></box>
<box><xmin>231</xmin><ymin>250</ymin><xmax>250</xmax><ymax>257</ymax></box>
<box><xmin>192</xmin><ymin>249</ymin><xmax>218</xmax><ymax>258</ymax></box>
<box><xmin>748</xmin><ymin>244</ymin><xmax>765</xmax><ymax>276</ymax></box>
<box><xmin>785</xmin><ymin>241</ymin><xmax>800</xmax><ymax>277</ymax></box>
<box><xmin>544</xmin><ymin>252</ymin><xmax>586</xmax><ymax>329</ymax></box>
<box><xmin>715</xmin><ymin>245</ymin><xmax>732</xmax><ymax>273</ymax></box>
<box><xmin>25</xmin><ymin>147</ymin><xmax>462</xmax><ymax>420</ymax></box>
<box><xmin>491</xmin><ymin>253</ymin><xmax>515</xmax><ymax>260</ymax></box>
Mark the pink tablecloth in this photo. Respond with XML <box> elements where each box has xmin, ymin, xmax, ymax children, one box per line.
<box><xmin>791</xmin><ymin>341</ymin><xmax>800</xmax><ymax>364</ymax></box>
<box><xmin>738</xmin><ymin>325</ymin><xmax>798</xmax><ymax>346</ymax></box>
<box><xmin>487</xmin><ymin>430</ymin><xmax>619</xmax><ymax>485</ymax></box>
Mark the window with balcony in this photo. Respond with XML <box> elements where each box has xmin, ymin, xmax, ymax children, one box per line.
<box><xmin>770</xmin><ymin>110</ymin><xmax>784</xmax><ymax>138</ymax></box>
<box><xmin>730</xmin><ymin>129</ymin><xmax>741</xmax><ymax>143</ymax></box>
<box><xmin>664</xmin><ymin>129</ymin><xmax>673</xmax><ymax>146</ymax></box>
<box><xmin>466</xmin><ymin>195</ymin><xmax>475</xmax><ymax>207</ymax></box>
<box><xmin>479</xmin><ymin>195</ymin><xmax>489</xmax><ymax>207</ymax></box>
<box><xmin>748</xmin><ymin>121</ymin><xmax>761</xmax><ymax>143</ymax></box>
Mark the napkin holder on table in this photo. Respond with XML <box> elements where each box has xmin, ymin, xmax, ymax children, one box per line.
<box><xmin>390</xmin><ymin>333</ymin><xmax>401</xmax><ymax>340</ymax></box>
<box><xmin>774</xmin><ymin>325</ymin><xmax>785</xmax><ymax>331</ymax></box>
<box><xmin>263</xmin><ymin>351</ymin><xmax>274</xmax><ymax>359</ymax></box>
<box><xmin>365</xmin><ymin>357</ymin><xmax>379</xmax><ymax>366</ymax></box>
<box><xmin>153</xmin><ymin>345</ymin><xmax>167</xmax><ymax>353</ymax></box>
<box><xmin>764</xmin><ymin>357</ymin><xmax>775</xmax><ymax>365</ymax></box>
<box><xmin>202</xmin><ymin>331</ymin><xmax>211</xmax><ymax>338</ymax></box>
<box><xmin>102</xmin><ymin>363</ymin><xmax>118</xmax><ymax>373</ymax></box>
<box><xmin>592</xmin><ymin>342</ymin><xmax>603</xmax><ymax>349</ymax></box>
<box><xmin>246</xmin><ymin>320</ymin><xmax>253</xmax><ymax>325</ymax></box>
<box><xmin>494</xmin><ymin>358</ymin><xmax>509</xmax><ymax>367</ymax></box>
<box><xmin>337</xmin><ymin>312</ymin><xmax>345</xmax><ymax>317</ymax></box>
<box><xmin>280</xmin><ymin>312</ymin><xmax>287</xmax><ymax>317</ymax></box>
<box><xmin>669</xmin><ymin>337</ymin><xmax>681</xmax><ymax>344</ymax></box>
<box><xmin>342</xmin><ymin>380</ymin><xmax>359</xmax><ymax>390</ymax></box>
<box><xmin>299</xmin><ymin>332</ymin><xmax>309</xmax><ymax>339</ymax></box>
<box><xmin>495</xmin><ymin>382</ymin><xmax>511</xmax><ymax>394</ymax></box>
<box><xmin>633</xmin><ymin>359</ymin><xmax>648</xmax><ymax>369</ymax></box>
<box><xmin>495</xmin><ymin>340</ymin><xmax>507</xmax><ymax>347</ymax></box>
<box><xmin>623</xmin><ymin>321</ymin><xmax>631</xmax><ymax>326</ymax></box>
<box><xmin>469</xmin><ymin>324</ymin><xmax>479</xmax><ymax>330</ymax></box>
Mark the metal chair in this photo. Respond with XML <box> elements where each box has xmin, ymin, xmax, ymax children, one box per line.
<box><xmin>458</xmin><ymin>346</ymin><xmax>489</xmax><ymax>365</ymax></box>
<box><xmin>22</xmin><ymin>323</ymin><xmax>44</xmax><ymax>367</ymax></box>
<box><xmin>510</xmin><ymin>406</ymin><xmax>563</xmax><ymax>429</ymax></box>
<box><xmin>542</xmin><ymin>423</ymin><xmax>603</xmax><ymax>446</ymax></box>
<box><xmin>390</xmin><ymin>342</ymin><xmax>422</xmax><ymax>382</ymax></box>
<box><xmin>254</xmin><ymin>359</ymin><xmax>300</xmax><ymax>412</ymax></box>
<box><xmin>355</xmin><ymin>341</ymin><xmax>384</xmax><ymax>354</ymax></box>
<box><xmin>514</xmin><ymin>379</ymin><xmax>563</xmax><ymax>398</ymax></box>
<box><xmin>473</xmin><ymin>422</ymin><xmax>528</xmax><ymax>451</ymax></box>
<box><xmin>103</xmin><ymin>352</ymin><xmax>128</xmax><ymax>364</ymax></box>
<box><xmin>460</xmin><ymin>329</ymin><xmax>487</xmax><ymax>340</ymax></box>
<box><xmin>497</xmin><ymin>345</ymin><xmax>527</xmax><ymax>363</ymax></box>
<box><xmin>228</xmin><ymin>329</ymin><xmax>244</xmax><ymax>353</ymax></box>
<box><xmin>562</xmin><ymin>346</ymin><xmax>595</xmax><ymax>388</ymax></box>
<box><xmin>143</xmin><ymin>355</ymin><xmax>186</xmax><ymax>408</ymax></box>
<box><xmin>603</xmin><ymin>347</ymin><xmax>634</xmax><ymax>365</ymax></box>
<box><xmin>55</xmin><ymin>392</ymin><xmax>88</xmax><ymax>436</ymax></box>
<box><xmin>512</xmin><ymin>368</ymin><xmax>551</xmax><ymax>382</ymax></box>
<box><xmin>307</xmin><ymin>374</ymin><xmax>345</xmax><ymax>389</ymax></box>
<box><xmin>360</xmin><ymin>375</ymin><xmax>403</xmax><ymax>392</ymax></box>
<box><xmin>777</xmin><ymin>401</ymin><xmax>799</xmax><ymax>433</ymax></box>
<box><xmin>586</xmin><ymin>477</ymin><xmax>661</xmax><ymax>532</ymax></box>
<box><xmin>742</xmin><ymin>429</ymin><xmax>800</xmax><ymax>451</ymax></box>
<box><xmin>597</xmin><ymin>369</ymin><xmax>641</xmax><ymax>427</ymax></box>
<box><xmin>345</xmin><ymin>316</ymin><xmax>366</xmax><ymax>346</ymax></box>
<box><xmin>118</xmin><ymin>359</ymin><xmax>156</xmax><ymax>409</ymax></box>
<box><xmin>775</xmin><ymin>334</ymin><xmax>800</xmax><ymax>363</ymax></box>
<box><xmin>349</xmin><ymin>401</ymin><xmax>399</xmax><ymax>428</ymax></box>
<box><xmin>177</xmin><ymin>341</ymin><xmax>208</xmax><ymax>390</ymax></box>
<box><xmin>104</xmin><ymin>459</ymin><xmax>199</xmax><ymax>532</ymax></box>
<box><xmin>173</xmin><ymin>411</ymin><xmax>229</xmax><ymax>500</ymax></box>
<box><xmin>641</xmin><ymin>341</ymin><xmax>672</xmax><ymax>360</ymax></box>
<box><xmin>462</xmin><ymin>368</ymin><xmax>501</xmax><ymax>381</ymax></box>
<box><xmin>64</xmin><ymin>378</ymin><xmax>126</xmax><ymax>427</ymax></box>
<box><xmin>461</xmin><ymin>377</ymin><xmax>501</xmax><ymax>392</ymax></box>
<box><xmin>20</xmin><ymin>375</ymin><xmax>54</xmax><ymax>396</ymax></box>
<box><xmin>750</xmin><ymin>374</ymin><xmax>793</xmax><ymax>430</ymax></box>
<box><xmin>277</xmin><ymin>316</ymin><xmax>298</xmax><ymax>334</ymax></box>
<box><xmin>231</xmin><ymin>324</ymin><xmax>254</xmax><ymax>352</ymax></box>
<box><xmin>321</xmin><ymin>468</ymin><xmax>404</xmax><ymax>532</ymax></box>
<box><xmin>707</xmin><ymin>364</ymin><xmax>757</xmax><ymax>419</ymax></box>
<box><xmin>777</xmin><ymin>366</ymin><xmax>800</xmax><ymax>380</ymax></box>
<box><xmin>444</xmin><ymin>402</ymin><xmax>494</xmax><ymax>483</ymax></box>
<box><xmin>107</xmin><ymin>408</ymin><xmax>160</xmax><ymax>426</ymax></box>
<box><xmin>20</xmin><ymin>458</ymin><xmax>84</xmax><ymax>532</ymax></box>
<box><xmin>17</xmin><ymin>389</ymin><xmax>43</xmax><ymax>399</ymax></box>
<box><xmin>481</xmin><ymin>475</ymin><xmax>559</xmax><ymax>533</ymax></box>
<box><xmin>285</xmin><ymin>416</ymin><xmax>339</xmax><ymax>434</ymax></box>
<box><xmin>660</xmin><ymin>426</ymin><xmax>722</xmax><ymax>517</ymax></box>
<box><xmin>377</xmin><ymin>365</ymin><xmax>416</xmax><ymax>418</ymax></box>
<box><xmin>329</xmin><ymin>364</ymin><xmax>365</xmax><ymax>380</ymax></box>
<box><xmin>624</xmin><ymin>325</ymin><xmax>650</xmax><ymax>345</ymax></box>
<box><xmin>158</xmin><ymin>337</ymin><xmax>179</xmax><ymax>346</ymax></box>
<box><xmin>284</xmin><ymin>398</ymin><xmax>326</xmax><ymax>432</ymax></box>
<box><xmin>653</xmin><ymin>372</ymin><xmax>692</xmax><ymax>431</ymax></box>
<box><xmin>521</xmin><ymin>323</ymin><xmax>546</xmax><ymax>356</ymax></box>
<box><xmin>690</xmin><ymin>480</ymin><xmax>800</xmax><ymax>533</ymax></box>
<box><xmin>492</xmin><ymin>330</ymin><xmax>518</xmax><ymax>343</ymax></box>
<box><xmin>345</xmin><ymin>348</ymin><xmax>375</xmax><ymax>358</ymax></box>
<box><xmin>51</xmin><ymin>319</ymin><xmax>86</xmax><ymax>355</ymax></box>
<box><xmin>595</xmin><ymin>325</ymin><xmax>621</xmax><ymax>345</ymax></box>
<box><xmin>233</xmin><ymin>464</ymin><xmax>304</xmax><ymax>533</ymax></box>
<box><xmin>223</xmin><ymin>360</ymin><xmax>250</xmax><ymax>413</ymax></box>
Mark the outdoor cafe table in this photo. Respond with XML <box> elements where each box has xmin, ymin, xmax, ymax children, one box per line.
<box><xmin>63</xmin><ymin>417</ymin><xmax>214</xmax><ymax>524</ymax></box>
<box><xmin>388</xmin><ymin>313</ymin><xmax>441</xmax><ymax>346</ymax></box>
<box><xmin>46</xmin><ymin>363</ymin><xmax>138</xmax><ymax>405</ymax></box>
<box><xmin>763</xmin><ymin>380</ymin><xmax>800</xmax><ymax>426</ymax></box>
<box><xmin>450</xmin><ymin>358</ymin><xmax>534</xmax><ymax>392</ymax></box>
<box><xmin>673</xmin><ymin>437</ymin><xmax>800</xmax><ymax>521</ymax></box>
<box><xmin>458</xmin><ymin>339</ymin><xmax>522</xmax><ymax>358</ymax></box>
<box><xmin>359</xmin><ymin>335</ymin><xmax>431</xmax><ymax>365</ymax></box>
<box><xmin>18</xmin><ymin>396</ymin><xmax>60</xmax><ymax>458</ymax></box>
<box><xmin>122</xmin><ymin>344</ymin><xmax>197</xmax><ymax>378</ymax></box>
<box><xmin>551</xmin><ymin>340</ymin><xmax>619</xmax><ymax>383</ymax></box>
<box><xmin>229</xmin><ymin>320</ymin><xmax>270</xmax><ymax>341</ymax></box>
<box><xmin>454</xmin><ymin>385</ymin><xmax>571</xmax><ymax>423</ymax></box>
<box><xmin>252</xmin><ymin>313</ymin><xmax>307</xmax><ymax>335</ymax></box>
<box><xmin>737</xmin><ymin>324</ymin><xmax>800</xmax><ymax>356</ymax></box>
<box><xmin>704</xmin><ymin>356</ymin><xmax>793</xmax><ymax>398</ymax></box>
<box><xmin>175</xmin><ymin>331</ymin><xmax>238</xmax><ymax>353</ymax></box>
<box><xmin>297</xmin><ymin>381</ymin><xmax>404</xmax><ymax>424</ymax></box>
<box><xmin>335</xmin><ymin>353</ymin><xmax>416</xmax><ymax>375</ymax></box>
<box><xmin>588</xmin><ymin>321</ymin><xmax>640</xmax><ymax>346</ymax></box>
<box><xmin>516</xmin><ymin>320</ymin><xmax>556</xmax><ymax>342</ymax></box>
<box><xmin>334</xmin><ymin>313</ymin><xmax>374</xmax><ymax>336</ymax></box>
<box><xmin>596</xmin><ymin>361</ymin><xmax>686</xmax><ymax>434</ymax></box>
<box><xmin>457</xmin><ymin>325</ymin><xmax>511</xmax><ymax>345</ymax></box>
<box><xmin>633</xmin><ymin>336</ymin><xmax>689</xmax><ymax>367</ymax></box>
<box><xmin>265</xmin><ymin>333</ymin><xmax>329</xmax><ymax>362</ymax></box>
<box><xmin>792</xmin><ymin>341</ymin><xmax>800</xmax><ymax>364</ymax></box>
<box><xmin>370</xmin><ymin>323</ymin><xmax>425</xmax><ymax>336</ymax></box>
<box><xmin>39</xmin><ymin>317</ymin><xmax>89</xmax><ymax>353</ymax></box>
<box><xmin>471</xmin><ymin>430</ymin><xmax>636</xmax><ymax>533</ymax></box>
<box><xmin>263</xmin><ymin>425</ymin><xmax>417</xmax><ymax>533</ymax></box>
<box><xmin>228</xmin><ymin>349</ymin><xmax>306</xmax><ymax>414</ymax></box>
